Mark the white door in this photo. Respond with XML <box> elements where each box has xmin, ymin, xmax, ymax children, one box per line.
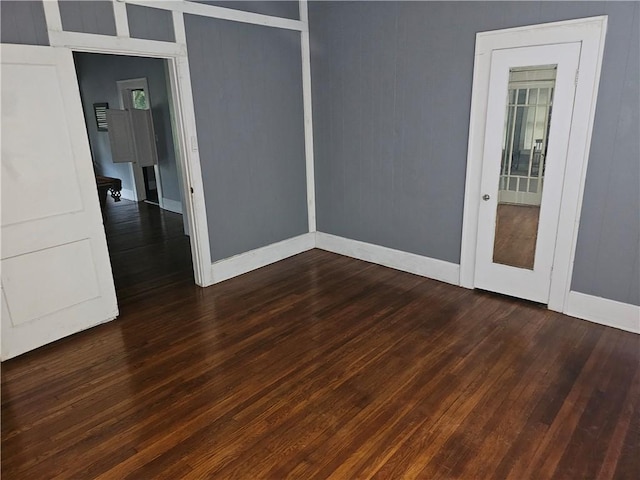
<box><xmin>474</xmin><ymin>43</ymin><xmax>581</xmax><ymax>303</ymax></box>
<box><xmin>1</xmin><ymin>45</ymin><xmax>118</xmax><ymax>360</ymax></box>
<box><xmin>117</xmin><ymin>78</ymin><xmax>164</xmax><ymax>205</ymax></box>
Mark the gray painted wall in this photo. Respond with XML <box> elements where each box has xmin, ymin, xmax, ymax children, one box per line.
<box><xmin>127</xmin><ymin>4</ymin><xmax>175</xmax><ymax>42</ymax></box>
<box><xmin>3</xmin><ymin>1</ymin><xmax>636</xmax><ymax>305</ymax></box>
<box><xmin>0</xmin><ymin>0</ymin><xmax>49</xmax><ymax>46</ymax></box>
<box><xmin>309</xmin><ymin>1</ymin><xmax>640</xmax><ymax>305</ymax></box>
<box><xmin>74</xmin><ymin>53</ymin><xmax>182</xmax><ymax>203</ymax></box>
<box><xmin>59</xmin><ymin>0</ymin><xmax>117</xmax><ymax>36</ymax></box>
<box><xmin>571</xmin><ymin>3</ymin><xmax>640</xmax><ymax>305</ymax></box>
<box><xmin>190</xmin><ymin>1</ymin><xmax>300</xmax><ymax>20</ymax></box>
<box><xmin>184</xmin><ymin>14</ymin><xmax>307</xmax><ymax>262</ymax></box>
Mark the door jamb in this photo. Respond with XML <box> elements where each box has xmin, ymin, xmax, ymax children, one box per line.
<box><xmin>459</xmin><ymin>16</ymin><xmax>608</xmax><ymax>312</ymax></box>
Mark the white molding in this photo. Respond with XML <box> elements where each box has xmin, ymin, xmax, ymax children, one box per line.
<box><xmin>42</xmin><ymin>0</ymin><xmax>62</xmax><ymax>32</ymax></box>
<box><xmin>299</xmin><ymin>0</ymin><xmax>316</xmax><ymax>233</ymax></box>
<box><xmin>124</xmin><ymin>0</ymin><xmax>306</xmax><ymax>32</ymax></box>
<box><xmin>316</xmin><ymin>233</ymin><xmax>460</xmax><ymax>286</ymax></box>
<box><xmin>161</xmin><ymin>198</ymin><xmax>182</xmax><ymax>214</ymax></box>
<box><xmin>48</xmin><ymin>30</ymin><xmax>185</xmax><ymax>56</ymax></box>
<box><xmin>476</xmin><ymin>15</ymin><xmax>608</xmax><ymax>42</ymax></box>
<box><xmin>459</xmin><ymin>16</ymin><xmax>608</xmax><ymax>311</ymax></box>
<box><xmin>172</xmin><ymin>8</ymin><xmax>186</xmax><ymax>44</ymax></box>
<box><xmin>459</xmin><ymin>45</ymin><xmax>486</xmax><ymax>289</ymax></box>
<box><xmin>128</xmin><ymin>162</ymin><xmax>142</xmax><ymax>201</ymax></box>
<box><xmin>565</xmin><ymin>291</ymin><xmax>640</xmax><ymax>334</ymax></box>
<box><xmin>210</xmin><ymin>233</ymin><xmax>315</xmax><ymax>284</ymax></box>
<box><xmin>550</xmin><ymin>17</ymin><xmax>609</xmax><ymax>313</ymax></box>
<box><xmin>113</xmin><ymin>0</ymin><xmax>131</xmax><ymax>38</ymax></box>
<box><xmin>162</xmin><ymin>56</ymin><xmax>190</xmax><ymax>235</ymax></box>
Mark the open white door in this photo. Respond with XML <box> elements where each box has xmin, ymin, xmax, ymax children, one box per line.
<box><xmin>1</xmin><ymin>45</ymin><xmax>118</xmax><ymax>360</ymax></box>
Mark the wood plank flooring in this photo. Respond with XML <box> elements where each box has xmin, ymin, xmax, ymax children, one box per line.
<box><xmin>2</xmin><ymin>200</ymin><xmax>639</xmax><ymax>479</ymax></box>
<box><xmin>101</xmin><ymin>200</ymin><xmax>194</xmax><ymax>304</ymax></box>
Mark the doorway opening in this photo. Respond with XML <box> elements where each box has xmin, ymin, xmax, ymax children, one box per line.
<box><xmin>73</xmin><ymin>52</ymin><xmax>194</xmax><ymax>303</ymax></box>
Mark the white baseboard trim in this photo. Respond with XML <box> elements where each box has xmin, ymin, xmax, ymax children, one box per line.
<box><xmin>187</xmin><ymin>229</ymin><xmax>640</xmax><ymax>335</ymax></box>
<box><xmin>565</xmin><ymin>291</ymin><xmax>640</xmax><ymax>334</ymax></box>
<box><xmin>210</xmin><ymin>233</ymin><xmax>315</xmax><ymax>284</ymax></box>
<box><xmin>119</xmin><ymin>188</ymin><xmax>136</xmax><ymax>201</ymax></box>
<box><xmin>315</xmin><ymin>232</ymin><xmax>460</xmax><ymax>286</ymax></box>
<box><xmin>161</xmin><ymin>198</ymin><xmax>183</xmax><ymax>214</ymax></box>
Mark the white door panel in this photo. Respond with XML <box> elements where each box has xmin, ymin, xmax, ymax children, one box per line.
<box><xmin>2</xmin><ymin>240</ymin><xmax>100</xmax><ymax>326</ymax></box>
<box><xmin>106</xmin><ymin>108</ymin><xmax>136</xmax><ymax>163</ymax></box>
<box><xmin>2</xmin><ymin>211</ymin><xmax>95</xmax><ymax>259</ymax></box>
<box><xmin>2</xmin><ymin>63</ymin><xmax>84</xmax><ymax>225</ymax></box>
<box><xmin>129</xmin><ymin>108</ymin><xmax>159</xmax><ymax>167</ymax></box>
<box><xmin>474</xmin><ymin>43</ymin><xmax>580</xmax><ymax>303</ymax></box>
<box><xmin>1</xmin><ymin>45</ymin><xmax>118</xmax><ymax>360</ymax></box>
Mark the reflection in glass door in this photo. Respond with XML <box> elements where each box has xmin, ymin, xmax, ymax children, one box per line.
<box><xmin>493</xmin><ymin>65</ymin><xmax>557</xmax><ymax>270</ymax></box>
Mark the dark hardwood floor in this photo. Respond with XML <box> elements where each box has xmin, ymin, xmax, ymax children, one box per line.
<box><xmin>2</xmin><ymin>200</ymin><xmax>639</xmax><ymax>479</ymax></box>
<box><xmin>102</xmin><ymin>199</ymin><xmax>194</xmax><ymax>305</ymax></box>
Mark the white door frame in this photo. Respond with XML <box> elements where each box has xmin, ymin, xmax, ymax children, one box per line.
<box><xmin>459</xmin><ymin>16</ymin><xmax>608</xmax><ymax>312</ymax></box>
<box><xmin>116</xmin><ymin>76</ymin><xmax>165</xmax><ymax>206</ymax></box>
<box><xmin>47</xmin><ymin>28</ymin><xmax>213</xmax><ymax>286</ymax></box>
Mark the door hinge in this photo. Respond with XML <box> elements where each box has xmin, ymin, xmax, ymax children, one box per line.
<box><xmin>575</xmin><ymin>69</ymin><xmax>579</xmax><ymax>86</ymax></box>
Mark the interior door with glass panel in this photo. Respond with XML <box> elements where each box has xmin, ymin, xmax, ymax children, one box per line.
<box><xmin>474</xmin><ymin>43</ymin><xmax>580</xmax><ymax>303</ymax></box>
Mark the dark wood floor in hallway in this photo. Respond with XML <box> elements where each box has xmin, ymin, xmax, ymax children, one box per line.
<box><xmin>2</xmin><ymin>200</ymin><xmax>639</xmax><ymax>479</ymax></box>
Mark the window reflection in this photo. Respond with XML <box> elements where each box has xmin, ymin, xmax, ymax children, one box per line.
<box><xmin>493</xmin><ymin>65</ymin><xmax>557</xmax><ymax>270</ymax></box>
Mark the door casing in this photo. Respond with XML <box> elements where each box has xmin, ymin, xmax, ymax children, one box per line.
<box><xmin>460</xmin><ymin>16</ymin><xmax>608</xmax><ymax>312</ymax></box>
<box><xmin>69</xmin><ymin>45</ymin><xmax>211</xmax><ymax>287</ymax></box>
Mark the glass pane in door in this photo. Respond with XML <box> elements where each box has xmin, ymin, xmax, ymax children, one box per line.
<box><xmin>493</xmin><ymin>65</ymin><xmax>556</xmax><ymax>269</ymax></box>
<box><xmin>131</xmin><ymin>89</ymin><xmax>148</xmax><ymax>110</ymax></box>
